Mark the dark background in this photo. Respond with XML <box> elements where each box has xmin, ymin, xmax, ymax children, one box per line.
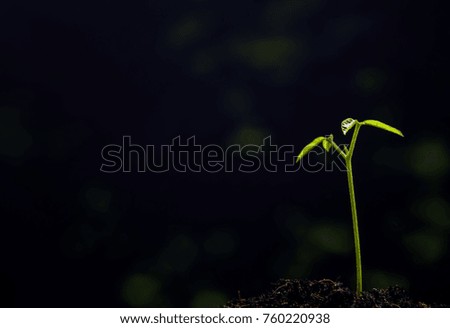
<box><xmin>0</xmin><ymin>0</ymin><xmax>449</xmax><ymax>307</ymax></box>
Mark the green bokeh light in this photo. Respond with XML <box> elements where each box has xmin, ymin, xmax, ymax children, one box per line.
<box><xmin>85</xmin><ymin>187</ymin><xmax>112</xmax><ymax>213</ymax></box>
<box><xmin>408</xmin><ymin>139</ymin><xmax>449</xmax><ymax>180</ymax></box>
<box><xmin>365</xmin><ymin>270</ymin><xmax>409</xmax><ymax>289</ymax></box>
<box><xmin>232</xmin><ymin>37</ymin><xmax>300</xmax><ymax>70</ymax></box>
<box><xmin>167</xmin><ymin>16</ymin><xmax>204</xmax><ymax>48</ymax></box>
<box><xmin>157</xmin><ymin>234</ymin><xmax>198</xmax><ymax>274</ymax></box>
<box><xmin>190</xmin><ymin>289</ymin><xmax>227</xmax><ymax>308</ymax></box>
<box><xmin>122</xmin><ymin>273</ymin><xmax>162</xmax><ymax>307</ymax></box>
<box><xmin>0</xmin><ymin>107</ymin><xmax>32</xmax><ymax>158</ymax></box>
<box><xmin>355</xmin><ymin>68</ymin><xmax>386</xmax><ymax>94</ymax></box>
<box><xmin>308</xmin><ymin>223</ymin><xmax>352</xmax><ymax>255</ymax></box>
<box><xmin>228</xmin><ymin>125</ymin><xmax>267</xmax><ymax>145</ymax></box>
<box><xmin>403</xmin><ymin>230</ymin><xmax>447</xmax><ymax>264</ymax></box>
<box><xmin>203</xmin><ymin>230</ymin><xmax>236</xmax><ymax>256</ymax></box>
<box><xmin>413</xmin><ymin>196</ymin><xmax>450</xmax><ymax>229</ymax></box>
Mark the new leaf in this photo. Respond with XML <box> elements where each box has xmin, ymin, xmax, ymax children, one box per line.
<box><xmin>341</xmin><ymin>118</ymin><xmax>357</xmax><ymax>136</ymax></box>
<box><xmin>296</xmin><ymin>136</ymin><xmax>326</xmax><ymax>162</ymax></box>
<box><xmin>361</xmin><ymin>119</ymin><xmax>404</xmax><ymax>137</ymax></box>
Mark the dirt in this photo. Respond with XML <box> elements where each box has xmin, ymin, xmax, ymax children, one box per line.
<box><xmin>226</xmin><ymin>279</ymin><xmax>445</xmax><ymax>308</ymax></box>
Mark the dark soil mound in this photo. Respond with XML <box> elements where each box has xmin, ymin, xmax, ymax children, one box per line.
<box><xmin>227</xmin><ymin>279</ymin><xmax>436</xmax><ymax>308</ymax></box>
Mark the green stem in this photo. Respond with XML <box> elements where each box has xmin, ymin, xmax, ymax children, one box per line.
<box><xmin>346</xmin><ymin>159</ymin><xmax>362</xmax><ymax>296</ymax></box>
<box><xmin>345</xmin><ymin>123</ymin><xmax>362</xmax><ymax>296</ymax></box>
<box><xmin>331</xmin><ymin>140</ymin><xmax>347</xmax><ymax>158</ymax></box>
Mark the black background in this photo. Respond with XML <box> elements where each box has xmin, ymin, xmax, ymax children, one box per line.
<box><xmin>0</xmin><ymin>0</ymin><xmax>449</xmax><ymax>307</ymax></box>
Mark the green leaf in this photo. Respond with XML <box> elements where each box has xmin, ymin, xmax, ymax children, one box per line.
<box><xmin>341</xmin><ymin>118</ymin><xmax>357</xmax><ymax>135</ymax></box>
<box><xmin>361</xmin><ymin>119</ymin><xmax>404</xmax><ymax>137</ymax></box>
<box><xmin>322</xmin><ymin>139</ymin><xmax>331</xmax><ymax>152</ymax></box>
<box><xmin>322</xmin><ymin>135</ymin><xmax>333</xmax><ymax>152</ymax></box>
<box><xmin>296</xmin><ymin>136</ymin><xmax>326</xmax><ymax>162</ymax></box>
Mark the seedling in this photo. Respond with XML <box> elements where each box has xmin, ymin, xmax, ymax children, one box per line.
<box><xmin>296</xmin><ymin>118</ymin><xmax>404</xmax><ymax>296</ymax></box>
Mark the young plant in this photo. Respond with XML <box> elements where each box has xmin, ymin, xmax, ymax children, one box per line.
<box><xmin>296</xmin><ymin>118</ymin><xmax>404</xmax><ymax>296</ymax></box>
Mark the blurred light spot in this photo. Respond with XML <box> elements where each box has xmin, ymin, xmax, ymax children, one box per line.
<box><xmin>167</xmin><ymin>16</ymin><xmax>204</xmax><ymax>48</ymax></box>
<box><xmin>122</xmin><ymin>273</ymin><xmax>161</xmax><ymax>307</ymax></box>
<box><xmin>403</xmin><ymin>230</ymin><xmax>446</xmax><ymax>264</ymax></box>
<box><xmin>190</xmin><ymin>289</ymin><xmax>227</xmax><ymax>308</ymax></box>
<box><xmin>274</xmin><ymin>205</ymin><xmax>308</xmax><ymax>240</ymax></box>
<box><xmin>59</xmin><ymin>223</ymin><xmax>96</xmax><ymax>258</ymax></box>
<box><xmin>203</xmin><ymin>230</ymin><xmax>236</xmax><ymax>256</ymax></box>
<box><xmin>308</xmin><ymin>223</ymin><xmax>352</xmax><ymax>254</ymax></box>
<box><xmin>222</xmin><ymin>88</ymin><xmax>253</xmax><ymax>119</ymax></box>
<box><xmin>355</xmin><ymin>68</ymin><xmax>386</xmax><ymax>94</ymax></box>
<box><xmin>228</xmin><ymin>125</ymin><xmax>267</xmax><ymax>145</ymax></box>
<box><xmin>413</xmin><ymin>197</ymin><xmax>450</xmax><ymax>229</ymax></box>
<box><xmin>316</xmin><ymin>15</ymin><xmax>372</xmax><ymax>60</ymax></box>
<box><xmin>85</xmin><ymin>187</ymin><xmax>112</xmax><ymax>213</ymax></box>
<box><xmin>232</xmin><ymin>37</ymin><xmax>300</xmax><ymax>70</ymax></box>
<box><xmin>263</xmin><ymin>0</ymin><xmax>323</xmax><ymax>30</ymax></box>
<box><xmin>287</xmin><ymin>247</ymin><xmax>317</xmax><ymax>277</ymax></box>
<box><xmin>365</xmin><ymin>270</ymin><xmax>409</xmax><ymax>289</ymax></box>
<box><xmin>191</xmin><ymin>50</ymin><xmax>216</xmax><ymax>75</ymax></box>
<box><xmin>0</xmin><ymin>107</ymin><xmax>32</xmax><ymax>158</ymax></box>
<box><xmin>408</xmin><ymin>139</ymin><xmax>449</xmax><ymax>180</ymax></box>
<box><xmin>157</xmin><ymin>234</ymin><xmax>198</xmax><ymax>274</ymax></box>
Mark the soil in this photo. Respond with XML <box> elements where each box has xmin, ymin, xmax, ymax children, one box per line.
<box><xmin>226</xmin><ymin>279</ymin><xmax>445</xmax><ymax>308</ymax></box>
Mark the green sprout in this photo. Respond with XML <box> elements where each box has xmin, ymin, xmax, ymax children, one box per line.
<box><xmin>296</xmin><ymin>118</ymin><xmax>404</xmax><ymax>296</ymax></box>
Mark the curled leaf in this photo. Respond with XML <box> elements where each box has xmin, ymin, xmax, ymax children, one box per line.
<box><xmin>341</xmin><ymin>118</ymin><xmax>357</xmax><ymax>135</ymax></box>
<box><xmin>361</xmin><ymin>119</ymin><xmax>404</xmax><ymax>137</ymax></box>
<box><xmin>296</xmin><ymin>136</ymin><xmax>326</xmax><ymax>162</ymax></box>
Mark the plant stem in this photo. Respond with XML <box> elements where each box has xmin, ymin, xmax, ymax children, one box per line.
<box><xmin>331</xmin><ymin>140</ymin><xmax>347</xmax><ymax>158</ymax></box>
<box><xmin>346</xmin><ymin>123</ymin><xmax>362</xmax><ymax>296</ymax></box>
<box><xmin>346</xmin><ymin>159</ymin><xmax>362</xmax><ymax>296</ymax></box>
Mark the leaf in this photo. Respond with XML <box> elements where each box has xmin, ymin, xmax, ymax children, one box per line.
<box><xmin>322</xmin><ymin>134</ymin><xmax>333</xmax><ymax>152</ymax></box>
<box><xmin>341</xmin><ymin>118</ymin><xmax>357</xmax><ymax>135</ymax></box>
<box><xmin>361</xmin><ymin>119</ymin><xmax>404</xmax><ymax>137</ymax></box>
<box><xmin>322</xmin><ymin>139</ymin><xmax>332</xmax><ymax>152</ymax></box>
<box><xmin>296</xmin><ymin>136</ymin><xmax>326</xmax><ymax>162</ymax></box>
